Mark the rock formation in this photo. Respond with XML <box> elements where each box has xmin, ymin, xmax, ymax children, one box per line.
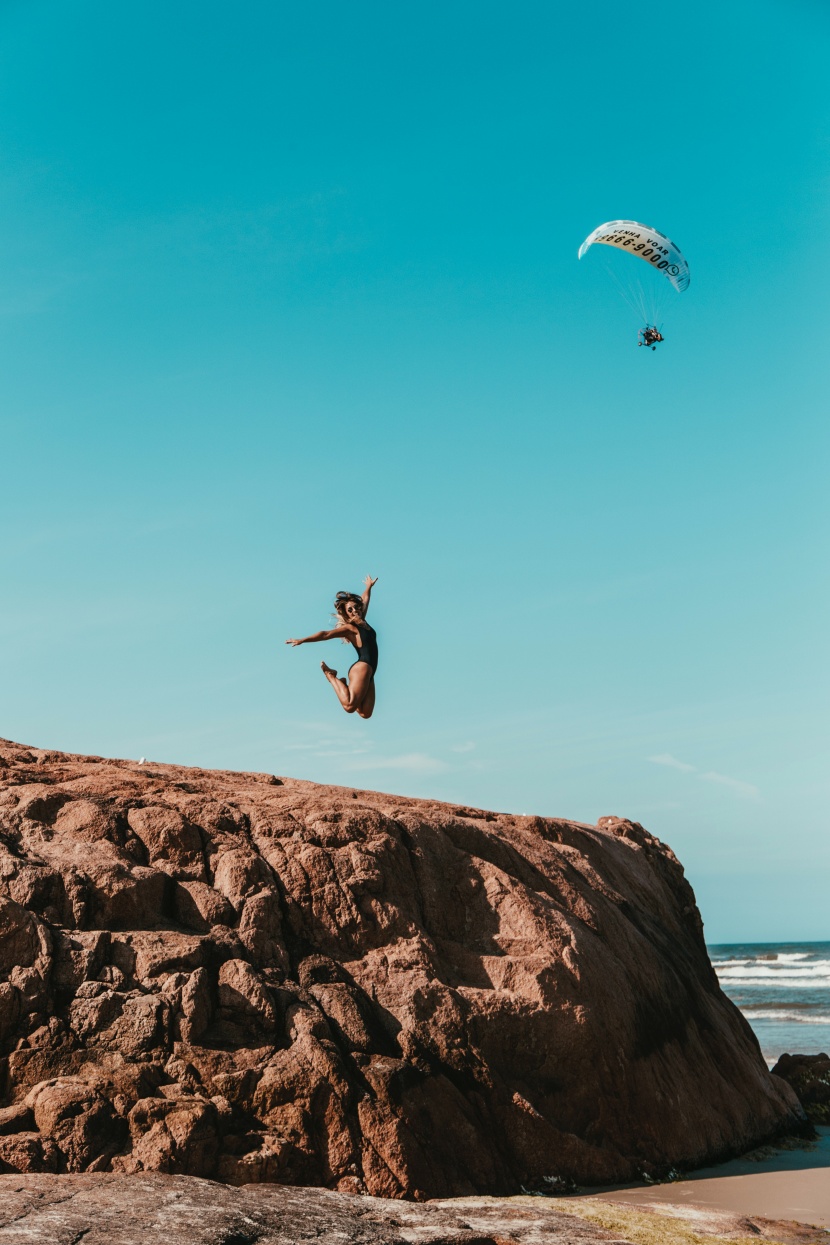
<box><xmin>771</xmin><ymin>1053</ymin><xmax>830</xmax><ymax>1124</ymax></box>
<box><xmin>0</xmin><ymin>738</ymin><xmax>804</xmax><ymax>1196</ymax></box>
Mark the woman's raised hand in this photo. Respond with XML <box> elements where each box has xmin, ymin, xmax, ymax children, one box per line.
<box><xmin>363</xmin><ymin>575</ymin><xmax>378</xmax><ymax>590</ymax></box>
<box><xmin>285</xmin><ymin>638</ymin><xmax>303</xmax><ymax>646</ymax></box>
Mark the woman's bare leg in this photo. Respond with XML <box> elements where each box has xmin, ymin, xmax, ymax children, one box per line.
<box><xmin>356</xmin><ymin>677</ymin><xmax>375</xmax><ymax>719</ymax></box>
<box><xmin>321</xmin><ymin>663</ymin><xmax>352</xmax><ymax>710</ymax></box>
<box><xmin>321</xmin><ymin>661</ymin><xmax>373</xmax><ymax>714</ymax></box>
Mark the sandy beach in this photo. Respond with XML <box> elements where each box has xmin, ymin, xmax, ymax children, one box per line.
<box><xmin>584</xmin><ymin>1126</ymin><xmax>830</xmax><ymax>1228</ymax></box>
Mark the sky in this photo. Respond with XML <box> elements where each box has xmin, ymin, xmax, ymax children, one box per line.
<box><xmin>0</xmin><ymin>0</ymin><xmax>828</xmax><ymax>943</ymax></box>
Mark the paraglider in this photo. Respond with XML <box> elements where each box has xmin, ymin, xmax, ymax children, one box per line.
<box><xmin>578</xmin><ymin>220</ymin><xmax>689</xmax><ymax>348</ymax></box>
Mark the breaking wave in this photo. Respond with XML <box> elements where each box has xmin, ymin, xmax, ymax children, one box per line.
<box><xmin>742</xmin><ymin>1009</ymin><xmax>830</xmax><ymax>1025</ymax></box>
<box><xmin>707</xmin><ymin>941</ymin><xmax>830</xmax><ymax>1061</ymax></box>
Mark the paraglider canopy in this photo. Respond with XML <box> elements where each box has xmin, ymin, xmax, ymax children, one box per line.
<box><xmin>578</xmin><ymin>220</ymin><xmax>690</xmax><ymax>293</ymax></box>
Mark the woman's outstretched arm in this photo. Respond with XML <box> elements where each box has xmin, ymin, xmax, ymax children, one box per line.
<box><xmin>286</xmin><ymin>626</ymin><xmax>351</xmax><ymax>647</ymax></box>
<box><xmin>361</xmin><ymin>575</ymin><xmax>378</xmax><ymax>616</ymax></box>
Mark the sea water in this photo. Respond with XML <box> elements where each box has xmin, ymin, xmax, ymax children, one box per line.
<box><xmin>708</xmin><ymin>941</ymin><xmax>830</xmax><ymax>1065</ymax></box>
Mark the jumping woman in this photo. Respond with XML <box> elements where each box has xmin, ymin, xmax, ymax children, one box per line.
<box><xmin>286</xmin><ymin>576</ymin><xmax>378</xmax><ymax>718</ymax></box>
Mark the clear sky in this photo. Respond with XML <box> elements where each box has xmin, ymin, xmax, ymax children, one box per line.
<box><xmin>1</xmin><ymin>0</ymin><xmax>828</xmax><ymax>942</ymax></box>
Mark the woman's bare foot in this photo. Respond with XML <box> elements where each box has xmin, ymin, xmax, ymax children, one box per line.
<box><xmin>321</xmin><ymin>661</ymin><xmax>353</xmax><ymax>711</ymax></box>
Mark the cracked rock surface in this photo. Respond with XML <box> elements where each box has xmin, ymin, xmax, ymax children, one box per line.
<box><xmin>0</xmin><ymin>739</ymin><xmax>803</xmax><ymax>1196</ymax></box>
<box><xmin>0</xmin><ymin>1173</ymin><xmax>620</xmax><ymax>1244</ymax></box>
<box><xmin>0</xmin><ymin>1174</ymin><xmax>824</xmax><ymax>1245</ymax></box>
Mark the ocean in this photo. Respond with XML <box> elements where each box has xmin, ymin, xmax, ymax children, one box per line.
<box><xmin>708</xmin><ymin>941</ymin><xmax>830</xmax><ymax>1066</ymax></box>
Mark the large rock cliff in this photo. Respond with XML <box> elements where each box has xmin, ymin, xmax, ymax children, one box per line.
<box><xmin>0</xmin><ymin>739</ymin><xmax>802</xmax><ymax>1197</ymax></box>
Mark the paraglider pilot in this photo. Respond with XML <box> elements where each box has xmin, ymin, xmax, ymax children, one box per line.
<box><xmin>638</xmin><ymin>326</ymin><xmax>664</xmax><ymax>349</ymax></box>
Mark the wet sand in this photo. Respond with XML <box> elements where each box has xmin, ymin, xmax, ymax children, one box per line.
<box><xmin>589</xmin><ymin>1127</ymin><xmax>830</xmax><ymax>1228</ymax></box>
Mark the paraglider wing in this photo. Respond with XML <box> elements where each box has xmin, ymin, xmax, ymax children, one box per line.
<box><xmin>578</xmin><ymin>220</ymin><xmax>690</xmax><ymax>293</ymax></box>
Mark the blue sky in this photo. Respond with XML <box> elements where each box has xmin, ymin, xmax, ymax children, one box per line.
<box><xmin>1</xmin><ymin>0</ymin><xmax>828</xmax><ymax>941</ymax></box>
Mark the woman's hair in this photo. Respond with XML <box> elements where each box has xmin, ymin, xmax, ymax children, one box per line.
<box><xmin>333</xmin><ymin>591</ymin><xmax>363</xmax><ymax>635</ymax></box>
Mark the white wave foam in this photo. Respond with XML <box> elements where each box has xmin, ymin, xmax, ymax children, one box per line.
<box><xmin>719</xmin><ymin>977</ymin><xmax>830</xmax><ymax>989</ymax></box>
<box><xmin>742</xmin><ymin>1009</ymin><xmax>830</xmax><ymax>1025</ymax></box>
<box><xmin>716</xmin><ymin>962</ymin><xmax>830</xmax><ymax>979</ymax></box>
<box><xmin>711</xmin><ymin>953</ymin><xmax>821</xmax><ymax>967</ymax></box>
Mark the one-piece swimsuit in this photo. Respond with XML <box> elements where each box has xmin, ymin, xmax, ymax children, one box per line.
<box><xmin>350</xmin><ymin>622</ymin><xmax>378</xmax><ymax>674</ymax></box>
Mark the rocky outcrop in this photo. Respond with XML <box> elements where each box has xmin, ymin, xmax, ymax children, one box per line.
<box><xmin>1</xmin><ymin>1174</ymin><xmax>825</xmax><ymax>1245</ymax></box>
<box><xmin>0</xmin><ymin>739</ymin><xmax>803</xmax><ymax>1196</ymax></box>
<box><xmin>0</xmin><ymin>1174</ymin><xmax>616</xmax><ymax>1244</ymax></box>
<box><xmin>771</xmin><ymin>1053</ymin><xmax>830</xmax><ymax>1124</ymax></box>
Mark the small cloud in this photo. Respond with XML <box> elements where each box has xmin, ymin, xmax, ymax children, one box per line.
<box><xmin>630</xmin><ymin>801</ymin><xmax>683</xmax><ymax>813</ymax></box>
<box><xmin>312</xmin><ymin>748</ymin><xmax>371</xmax><ymax>758</ymax></box>
<box><xmin>647</xmin><ymin>753</ymin><xmax>696</xmax><ymax>773</ymax></box>
<box><xmin>450</xmin><ymin>742</ymin><xmax>476</xmax><ymax>754</ymax></box>
<box><xmin>699</xmin><ymin>771</ymin><xmax>760</xmax><ymax>801</ymax></box>
<box><xmin>286</xmin><ymin>741</ymin><xmax>337</xmax><ymax>751</ymax></box>
<box><xmin>349</xmin><ymin>752</ymin><xmax>450</xmax><ymax>775</ymax></box>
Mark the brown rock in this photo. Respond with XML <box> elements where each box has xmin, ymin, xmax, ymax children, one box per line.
<box><xmin>177</xmin><ymin>967</ymin><xmax>213</xmax><ymax>1043</ymax></box>
<box><xmin>0</xmin><ymin>896</ymin><xmax>42</xmax><ymax>973</ymax></box>
<box><xmin>6</xmin><ymin>862</ymin><xmax>68</xmax><ymax>925</ymax></box>
<box><xmin>174</xmin><ymin>880</ymin><xmax>235</xmax><ymax>931</ymax></box>
<box><xmin>308</xmin><ymin>981</ymin><xmax>378</xmax><ymax>1053</ymax></box>
<box><xmin>26</xmin><ymin>1077</ymin><xmax>127</xmax><ymax>1170</ymax></box>
<box><xmin>237</xmin><ymin>890</ymin><xmax>289</xmax><ymax>969</ymax></box>
<box><xmin>0</xmin><ymin>1132</ymin><xmax>59</xmax><ymax>1173</ymax></box>
<box><xmin>126</xmin><ymin>805</ymin><xmax>206</xmax><ymax>878</ymax></box>
<box><xmin>52</xmin><ymin>930</ymin><xmax>110</xmax><ymax>994</ymax></box>
<box><xmin>217</xmin><ymin>958</ymin><xmax>278</xmax><ymax>1034</ymax></box>
<box><xmin>87</xmin><ymin>862</ymin><xmax>170</xmax><ymax>929</ymax></box>
<box><xmin>54</xmin><ymin>798</ymin><xmax>117</xmax><ymax>843</ymax></box>
<box><xmin>0</xmin><ymin>736</ymin><xmax>807</xmax><ymax>1197</ymax></box>
<box><xmin>211</xmin><ymin>847</ymin><xmax>274</xmax><ymax>909</ymax></box>
<box><xmin>0</xmin><ymin>1102</ymin><xmax>34</xmax><ymax>1134</ymax></box>
<box><xmin>0</xmin><ymin>981</ymin><xmax>22</xmax><ymax>1044</ymax></box>
<box><xmin>771</xmin><ymin>1052</ymin><xmax>830</xmax><ymax>1124</ymax></box>
<box><xmin>115</xmin><ymin>929</ymin><xmax>211</xmax><ymax>985</ymax></box>
<box><xmin>121</xmin><ymin>1095</ymin><xmax>220</xmax><ymax>1176</ymax></box>
<box><xmin>215</xmin><ymin>1132</ymin><xmax>292</xmax><ymax>1184</ymax></box>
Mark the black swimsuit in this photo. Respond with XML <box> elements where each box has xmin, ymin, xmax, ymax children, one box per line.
<box><xmin>350</xmin><ymin>622</ymin><xmax>378</xmax><ymax>674</ymax></box>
